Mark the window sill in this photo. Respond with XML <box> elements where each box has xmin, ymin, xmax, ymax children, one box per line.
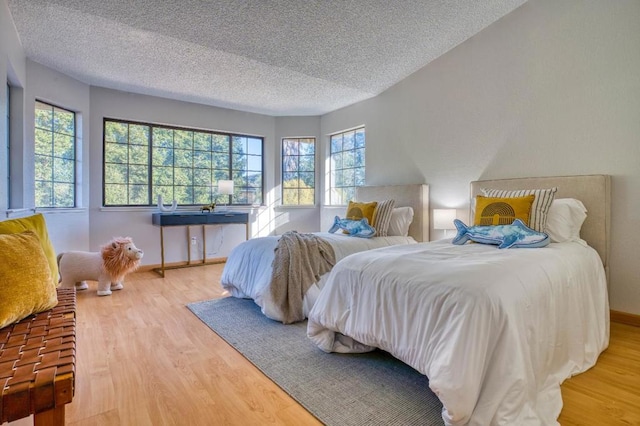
<box><xmin>275</xmin><ymin>205</ymin><xmax>318</xmax><ymax>210</ymax></box>
<box><xmin>99</xmin><ymin>205</ymin><xmax>264</xmax><ymax>212</ymax></box>
<box><xmin>6</xmin><ymin>207</ymin><xmax>87</xmax><ymax>218</ymax></box>
<box><xmin>37</xmin><ymin>207</ymin><xmax>87</xmax><ymax>213</ymax></box>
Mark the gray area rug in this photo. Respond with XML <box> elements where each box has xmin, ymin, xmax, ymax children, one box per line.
<box><xmin>187</xmin><ymin>297</ymin><xmax>443</xmax><ymax>426</ymax></box>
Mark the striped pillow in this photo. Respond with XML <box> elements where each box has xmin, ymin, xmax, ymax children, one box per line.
<box><xmin>372</xmin><ymin>199</ymin><xmax>396</xmax><ymax>237</ymax></box>
<box><xmin>481</xmin><ymin>187</ymin><xmax>557</xmax><ymax>232</ymax></box>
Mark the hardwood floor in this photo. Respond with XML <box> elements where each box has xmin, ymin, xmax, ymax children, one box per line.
<box><xmin>9</xmin><ymin>265</ymin><xmax>640</xmax><ymax>425</ymax></box>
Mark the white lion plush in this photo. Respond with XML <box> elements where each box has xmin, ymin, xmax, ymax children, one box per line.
<box><xmin>57</xmin><ymin>237</ymin><xmax>143</xmax><ymax>296</ymax></box>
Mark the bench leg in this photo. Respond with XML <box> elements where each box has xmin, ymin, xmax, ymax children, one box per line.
<box><xmin>34</xmin><ymin>405</ymin><xmax>65</xmax><ymax>426</ymax></box>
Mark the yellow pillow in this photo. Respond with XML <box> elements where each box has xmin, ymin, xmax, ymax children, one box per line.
<box><xmin>344</xmin><ymin>201</ymin><xmax>378</xmax><ymax>234</ymax></box>
<box><xmin>346</xmin><ymin>201</ymin><xmax>377</xmax><ymax>223</ymax></box>
<box><xmin>0</xmin><ymin>231</ymin><xmax>58</xmax><ymax>329</ymax></box>
<box><xmin>474</xmin><ymin>195</ymin><xmax>535</xmax><ymax>226</ymax></box>
<box><xmin>0</xmin><ymin>213</ymin><xmax>58</xmax><ymax>286</ymax></box>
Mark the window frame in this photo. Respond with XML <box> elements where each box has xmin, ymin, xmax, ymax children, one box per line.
<box><xmin>281</xmin><ymin>136</ymin><xmax>316</xmax><ymax>206</ymax></box>
<box><xmin>102</xmin><ymin>118</ymin><xmax>264</xmax><ymax>208</ymax></box>
<box><xmin>328</xmin><ymin>126</ymin><xmax>365</xmax><ymax>206</ymax></box>
<box><xmin>5</xmin><ymin>82</ymin><xmax>10</xmax><ymax>207</ymax></box>
<box><xmin>34</xmin><ymin>100</ymin><xmax>77</xmax><ymax>208</ymax></box>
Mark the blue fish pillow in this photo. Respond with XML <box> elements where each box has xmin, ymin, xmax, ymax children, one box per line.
<box><xmin>328</xmin><ymin>216</ymin><xmax>376</xmax><ymax>238</ymax></box>
<box><xmin>452</xmin><ymin>219</ymin><xmax>550</xmax><ymax>249</ymax></box>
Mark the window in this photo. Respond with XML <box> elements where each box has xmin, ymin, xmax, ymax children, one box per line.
<box><xmin>231</xmin><ymin>135</ymin><xmax>263</xmax><ymax>205</ymax></box>
<box><xmin>34</xmin><ymin>101</ymin><xmax>76</xmax><ymax>207</ymax></box>
<box><xmin>329</xmin><ymin>127</ymin><xmax>365</xmax><ymax>205</ymax></box>
<box><xmin>103</xmin><ymin>119</ymin><xmax>263</xmax><ymax>207</ymax></box>
<box><xmin>282</xmin><ymin>137</ymin><xmax>315</xmax><ymax>205</ymax></box>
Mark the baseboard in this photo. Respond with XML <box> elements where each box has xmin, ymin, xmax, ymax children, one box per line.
<box><xmin>137</xmin><ymin>257</ymin><xmax>227</xmax><ymax>272</ymax></box>
<box><xmin>610</xmin><ymin>310</ymin><xmax>640</xmax><ymax>327</ymax></box>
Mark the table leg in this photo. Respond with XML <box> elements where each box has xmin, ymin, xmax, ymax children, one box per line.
<box><xmin>187</xmin><ymin>226</ymin><xmax>192</xmax><ymax>265</ymax></box>
<box><xmin>34</xmin><ymin>406</ymin><xmax>65</xmax><ymax>426</ymax></box>
<box><xmin>160</xmin><ymin>226</ymin><xmax>165</xmax><ymax>278</ymax></box>
<box><xmin>202</xmin><ymin>225</ymin><xmax>206</xmax><ymax>264</ymax></box>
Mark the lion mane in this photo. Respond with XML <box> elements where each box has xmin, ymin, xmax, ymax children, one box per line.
<box><xmin>101</xmin><ymin>237</ymin><xmax>142</xmax><ymax>281</ymax></box>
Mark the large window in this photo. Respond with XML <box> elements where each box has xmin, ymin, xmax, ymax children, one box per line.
<box><xmin>103</xmin><ymin>119</ymin><xmax>263</xmax><ymax>207</ymax></box>
<box><xmin>34</xmin><ymin>101</ymin><xmax>76</xmax><ymax>207</ymax></box>
<box><xmin>282</xmin><ymin>137</ymin><xmax>315</xmax><ymax>205</ymax></box>
<box><xmin>329</xmin><ymin>127</ymin><xmax>365</xmax><ymax>205</ymax></box>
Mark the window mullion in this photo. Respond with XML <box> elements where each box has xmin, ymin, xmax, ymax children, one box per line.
<box><xmin>148</xmin><ymin>125</ymin><xmax>153</xmax><ymax>205</ymax></box>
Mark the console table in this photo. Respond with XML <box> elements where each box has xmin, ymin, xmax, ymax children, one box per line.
<box><xmin>151</xmin><ymin>211</ymin><xmax>249</xmax><ymax>277</ymax></box>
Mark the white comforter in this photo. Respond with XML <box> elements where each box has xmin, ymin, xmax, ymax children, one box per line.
<box><xmin>221</xmin><ymin>232</ymin><xmax>416</xmax><ymax>321</ymax></box>
<box><xmin>307</xmin><ymin>239</ymin><xmax>609</xmax><ymax>426</ymax></box>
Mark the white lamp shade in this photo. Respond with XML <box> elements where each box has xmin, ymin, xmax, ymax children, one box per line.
<box><xmin>433</xmin><ymin>209</ymin><xmax>457</xmax><ymax>230</ymax></box>
<box><xmin>218</xmin><ymin>180</ymin><xmax>234</xmax><ymax>195</ymax></box>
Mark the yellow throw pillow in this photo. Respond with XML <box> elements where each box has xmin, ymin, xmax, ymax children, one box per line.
<box><xmin>0</xmin><ymin>231</ymin><xmax>58</xmax><ymax>329</ymax></box>
<box><xmin>344</xmin><ymin>201</ymin><xmax>378</xmax><ymax>234</ymax></box>
<box><xmin>0</xmin><ymin>213</ymin><xmax>58</xmax><ymax>286</ymax></box>
<box><xmin>474</xmin><ymin>195</ymin><xmax>535</xmax><ymax>226</ymax></box>
<box><xmin>346</xmin><ymin>201</ymin><xmax>377</xmax><ymax>222</ymax></box>
<box><xmin>481</xmin><ymin>187</ymin><xmax>557</xmax><ymax>232</ymax></box>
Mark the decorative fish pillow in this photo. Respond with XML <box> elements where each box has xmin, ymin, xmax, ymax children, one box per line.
<box><xmin>452</xmin><ymin>218</ymin><xmax>550</xmax><ymax>249</ymax></box>
<box><xmin>328</xmin><ymin>216</ymin><xmax>376</xmax><ymax>238</ymax></box>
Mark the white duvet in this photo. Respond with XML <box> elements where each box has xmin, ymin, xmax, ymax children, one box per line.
<box><xmin>220</xmin><ymin>232</ymin><xmax>416</xmax><ymax>321</ymax></box>
<box><xmin>307</xmin><ymin>239</ymin><xmax>609</xmax><ymax>426</ymax></box>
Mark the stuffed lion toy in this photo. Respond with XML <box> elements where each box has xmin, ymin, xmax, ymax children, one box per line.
<box><xmin>57</xmin><ymin>237</ymin><xmax>143</xmax><ymax>296</ymax></box>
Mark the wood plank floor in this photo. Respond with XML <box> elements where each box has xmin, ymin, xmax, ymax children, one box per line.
<box><xmin>9</xmin><ymin>264</ymin><xmax>640</xmax><ymax>425</ymax></box>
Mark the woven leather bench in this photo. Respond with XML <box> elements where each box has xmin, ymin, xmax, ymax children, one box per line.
<box><xmin>0</xmin><ymin>288</ymin><xmax>76</xmax><ymax>425</ymax></box>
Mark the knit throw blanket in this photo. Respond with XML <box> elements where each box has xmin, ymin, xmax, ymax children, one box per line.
<box><xmin>270</xmin><ymin>231</ymin><xmax>336</xmax><ymax>324</ymax></box>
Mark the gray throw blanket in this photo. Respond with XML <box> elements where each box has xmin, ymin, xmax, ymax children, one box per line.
<box><xmin>270</xmin><ymin>231</ymin><xmax>336</xmax><ymax>324</ymax></box>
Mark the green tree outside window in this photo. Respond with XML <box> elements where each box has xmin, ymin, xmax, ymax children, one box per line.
<box><xmin>103</xmin><ymin>119</ymin><xmax>263</xmax><ymax>207</ymax></box>
<box><xmin>35</xmin><ymin>101</ymin><xmax>75</xmax><ymax>207</ymax></box>
<box><xmin>282</xmin><ymin>137</ymin><xmax>315</xmax><ymax>205</ymax></box>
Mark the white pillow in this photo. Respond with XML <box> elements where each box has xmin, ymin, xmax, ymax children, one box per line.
<box><xmin>387</xmin><ymin>207</ymin><xmax>414</xmax><ymax>237</ymax></box>
<box><xmin>544</xmin><ymin>198</ymin><xmax>587</xmax><ymax>243</ymax></box>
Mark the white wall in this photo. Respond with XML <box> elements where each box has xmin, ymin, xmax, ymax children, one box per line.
<box><xmin>0</xmin><ymin>0</ymin><xmax>26</xmax><ymax>212</ymax></box>
<box><xmin>321</xmin><ymin>0</ymin><xmax>640</xmax><ymax>315</ymax></box>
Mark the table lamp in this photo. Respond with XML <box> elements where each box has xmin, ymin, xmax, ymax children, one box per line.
<box><xmin>218</xmin><ymin>180</ymin><xmax>234</xmax><ymax>210</ymax></box>
<box><xmin>433</xmin><ymin>208</ymin><xmax>457</xmax><ymax>238</ymax></box>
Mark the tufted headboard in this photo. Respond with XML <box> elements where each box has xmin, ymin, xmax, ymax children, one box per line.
<box><xmin>356</xmin><ymin>184</ymin><xmax>429</xmax><ymax>242</ymax></box>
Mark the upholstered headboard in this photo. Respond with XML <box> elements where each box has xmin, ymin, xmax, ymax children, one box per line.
<box><xmin>470</xmin><ymin>175</ymin><xmax>611</xmax><ymax>270</ymax></box>
<box><xmin>356</xmin><ymin>184</ymin><xmax>429</xmax><ymax>242</ymax></box>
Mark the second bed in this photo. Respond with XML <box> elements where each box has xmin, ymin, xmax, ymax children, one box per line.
<box><xmin>221</xmin><ymin>183</ymin><xmax>429</xmax><ymax>322</ymax></box>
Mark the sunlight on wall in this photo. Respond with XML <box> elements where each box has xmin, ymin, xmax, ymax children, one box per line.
<box><xmin>253</xmin><ymin>187</ymin><xmax>279</xmax><ymax>237</ymax></box>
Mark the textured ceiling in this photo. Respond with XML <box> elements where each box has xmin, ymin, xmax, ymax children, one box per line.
<box><xmin>7</xmin><ymin>0</ymin><xmax>526</xmax><ymax>116</ymax></box>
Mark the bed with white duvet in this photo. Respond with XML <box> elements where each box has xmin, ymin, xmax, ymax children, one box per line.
<box><xmin>307</xmin><ymin>175</ymin><xmax>611</xmax><ymax>425</ymax></box>
<box><xmin>221</xmin><ymin>184</ymin><xmax>429</xmax><ymax>322</ymax></box>
<box><xmin>222</xmin><ymin>232</ymin><xmax>416</xmax><ymax>321</ymax></box>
